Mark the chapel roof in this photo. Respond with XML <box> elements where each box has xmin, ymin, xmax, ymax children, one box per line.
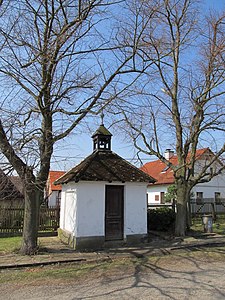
<box><xmin>91</xmin><ymin>124</ymin><xmax>112</xmax><ymax>137</ymax></box>
<box><xmin>54</xmin><ymin>150</ymin><xmax>156</xmax><ymax>185</ymax></box>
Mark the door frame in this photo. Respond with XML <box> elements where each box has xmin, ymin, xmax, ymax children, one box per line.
<box><xmin>105</xmin><ymin>185</ymin><xmax>124</xmax><ymax>241</ymax></box>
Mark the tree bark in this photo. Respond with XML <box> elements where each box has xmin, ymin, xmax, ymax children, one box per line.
<box><xmin>175</xmin><ymin>180</ymin><xmax>191</xmax><ymax>236</ymax></box>
<box><xmin>20</xmin><ymin>170</ymin><xmax>40</xmax><ymax>255</ymax></box>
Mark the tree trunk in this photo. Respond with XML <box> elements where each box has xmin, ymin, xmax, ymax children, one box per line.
<box><xmin>175</xmin><ymin>181</ymin><xmax>190</xmax><ymax>236</ymax></box>
<box><xmin>20</xmin><ymin>171</ymin><xmax>40</xmax><ymax>255</ymax></box>
<box><xmin>186</xmin><ymin>198</ymin><xmax>192</xmax><ymax>230</ymax></box>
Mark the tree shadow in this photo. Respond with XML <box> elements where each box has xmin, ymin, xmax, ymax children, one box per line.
<box><xmin>71</xmin><ymin>248</ymin><xmax>225</xmax><ymax>300</ymax></box>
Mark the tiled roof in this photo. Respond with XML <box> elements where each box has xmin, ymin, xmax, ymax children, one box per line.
<box><xmin>92</xmin><ymin>124</ymin><xmax>112</xmax><ymax>137</ymax></box>
<box><xmin>0</xmin><ymin>170</ymin><xmax>24</xmax><ymax>200</ymax></box>
<box><xmin>9</xmin><ymin>176</ymin><xmax>24</xmax><ymax>195</ymax></box>
<box><xmin>140</xmin><ymin>148</ymin><xmax>210</xmax><ymax>186</ymax></box>
<box><xmin>48</xmin><ymin>171</ymin><xmax>66</xmax><ymax>192</ymax></box>
<box><xmin>54</xmin><ymin>151</ymin><xmax>156</xmax><ymax>185</ymax></box>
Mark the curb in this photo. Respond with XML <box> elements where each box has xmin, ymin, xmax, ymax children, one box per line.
<box><xmin>1</xmin><ymin>240</ymin><xmax>225</xmax><ymax>270</ymax></box>
<box><xmin>170</xmin><ymin>240</ymin><xmax>225</xmax><ymax>251</ymax></box>
<box><xmin>0</xmin><ymin>256</ymin><xmax>113</xmax><ymax>270</ymax></box>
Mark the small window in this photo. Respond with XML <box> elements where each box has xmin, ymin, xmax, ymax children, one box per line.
<box><xmin>215</xmin><ymin>192</ymin><xmax>221</xmax><ymax>204</ymax></box>
<box><xmin>160</xmin><ymin>192</ymin><xmax>165</xmax><ymax>204</ymax></box>
<box><xmin>155</xmin><ymin>195</ymin><xmax>159</xmax><ymax>201</ymax></box>
<box><xmin>196</xmin><ymin>192</ymin><xmax>203</xmax><ymax>204</ymax></box>
<box><xmin>161</xmin><ymin>166</ymin><xmax>169</xmax><ymax>173</ymax></box>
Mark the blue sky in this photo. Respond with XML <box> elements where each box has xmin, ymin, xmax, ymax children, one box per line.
<box><xmin>51</xmin><ymin>0</ymin><xmax>225</xmax><ymax>171</ymax></box>
<box><xmin>204</xmin><ymin>0</ymin><xmax>225</xmax><ymax>10</ymax></box>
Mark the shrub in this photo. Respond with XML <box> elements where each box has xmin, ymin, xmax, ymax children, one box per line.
<box><xmin>147</xmin><ymin>207</ymin><xmax>176</xmax><ymax>232</ymax></box>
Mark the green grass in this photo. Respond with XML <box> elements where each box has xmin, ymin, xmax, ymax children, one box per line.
<box><xmin>191</xmin><ymin>216</ymin><xmax>225</xmax><ymax>234</ymax></box>
<box><xmin>0</xmin><ymin>258</ymin><xmax>133</xmax><ymax>284</ymax></box>
<box><xmin>0</xmin><ymin>237</ymin><xmax>22</xmax><ymax>254</ymax></box>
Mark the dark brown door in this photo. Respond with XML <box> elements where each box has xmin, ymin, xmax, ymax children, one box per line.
<box><xmin>105</xmin><ymin>185</ymin><xmax>124</xmax><ymax>241</ymax></box>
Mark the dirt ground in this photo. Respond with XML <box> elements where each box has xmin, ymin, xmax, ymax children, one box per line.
<box><xmin>1</xmin><ymin>248</ymin><xmax>225</xmax><ymax>300</ymax></box>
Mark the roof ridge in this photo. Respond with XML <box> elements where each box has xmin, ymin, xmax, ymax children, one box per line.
<box><xmin>55</xmin><ymin>150</ymin><xmax>156</xmax><ymax>184</ymax></box>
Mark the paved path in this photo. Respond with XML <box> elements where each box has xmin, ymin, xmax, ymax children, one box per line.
<box><xmin>1</xmin><ymin>233</ymin><xmax>225</xmax><ymax>269</ymax></box>
<box><xmin>1</xmin><ymin>251</ymin><xmax>225</xmax><ymax>299</ymax></box>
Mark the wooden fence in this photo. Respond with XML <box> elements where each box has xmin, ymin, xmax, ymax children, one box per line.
<box><xmin>0</xmin><ymin>206</ymin><xmax>60</xmax><ymax>236</ymax></box>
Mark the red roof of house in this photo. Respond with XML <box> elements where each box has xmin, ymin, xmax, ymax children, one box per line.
<box><xmin>140</xmin><ymin>148</ymin><xmax>210</xmax><ymax>186</ymax></box>
<box><xmin>48</xmin><ymin>171</ymin><xmax>66</xmax><ymax>192</ymax></box>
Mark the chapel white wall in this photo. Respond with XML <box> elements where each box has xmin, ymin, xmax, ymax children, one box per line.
<box><xmin>60</xmin><ymin>181</ymin><xmax>148</xmax><ymax>238</ymax></box>
<box><xmin>124</xmin><ymin>183</ymin><xmax>147</xmax><ymax>235</ymax></box>
<box><xmin>60</xmin><ymin>183</ymin><xmax>77</xmax><ymax>235</ymax></box>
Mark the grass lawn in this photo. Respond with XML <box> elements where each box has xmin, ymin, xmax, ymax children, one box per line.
<box><xmin>0</xmin><ymin>236</ymin><xmax>22</xmax><ymax>254</ymax></box>
<box><xmin>191</xmin><ymin>215</ymin><xmax>225</xmax><ymax>235</ymax></box>
<box><xmin>0</xmin><ymin>257</ymin><xmax>133</xmax><ymax>284</ymax></box>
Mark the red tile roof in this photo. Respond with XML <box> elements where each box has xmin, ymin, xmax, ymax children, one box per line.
<box><xmin>48</xmin><ymin>171</ymin><xmax>66</xmax><ymax>192</ymax></box>
<box><xmin>140</xmin><ymin>148</ymin><xmax>210</xmax><ymax>186</ymax></box>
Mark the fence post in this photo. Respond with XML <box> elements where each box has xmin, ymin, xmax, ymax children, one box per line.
<box><xmin>211</xmin><ymin>203</ymin><xmax>216</xmax><ymax>221</ymax></box>
<box><xmin>172</xmin><ymin>199</ymin><xmax>176</xmax><ymax>213</ymax></box>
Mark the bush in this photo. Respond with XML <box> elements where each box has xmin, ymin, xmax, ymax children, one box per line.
<box><xmin>147</xmin><ymin>207</ymin><xmax>176</xmax><ymax>232</ymax></box>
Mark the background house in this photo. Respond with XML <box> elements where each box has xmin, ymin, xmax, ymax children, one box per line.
<box><xmin>141</xmin><ymin>148</ymin><xmax>225</xmax><ymax>206</ymax></box>
<box><xmin>45</xmin><ymin>171</ymin><xmax>65</xmax><ymax>207</ymax></box>
<box><xmin>55</xmin><ymin>124</ymin><xmax>155</xmax><ymax>250</ymax></box>
<box><xmin>0</xmin><ymin>170</ymin><xmax>24</xmax><ymax>208</ymax></box>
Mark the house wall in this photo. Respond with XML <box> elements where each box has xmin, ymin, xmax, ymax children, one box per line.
<box><xmin>147</xmin><ymin>173</ymin><xmax>225</xmax><ymax>204</ymax></box>
<box><xmin>192</xmin><ymin>173</ymin><xmax>225</xmax><ymax>200</ymax></box>
<box><xmin>59</xmin><ymin>181</ymin><xmax>148</xmax><ymax>249</ymax></box>
<box><xmin>47</xmin><ymin>191</ymin><xmax>61</xmax><ymax>207</ymax></box>
<box><xmin>147</xmin><ymin>185</ymin><xmax>169</xmax><ymax>204</ymax></box>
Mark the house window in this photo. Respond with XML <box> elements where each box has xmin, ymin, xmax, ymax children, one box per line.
<box><xmin>155</xmin><ymin>195</ymin><xmax>159</xmax><ymax>201</ymax></box>
<box><xmin>215</xmin><ymin>192</ymin><xmax>221</xmax><ymax>204</ymax></box>
<box><xmin>196</xmin><ymin>192</ymin><xmax>203</xmax><ymax>204</ymax></box>
<box><xmin>160</xmin><ymin>192</ymin><xmax>165</xmax><ymax>204</ymax></box>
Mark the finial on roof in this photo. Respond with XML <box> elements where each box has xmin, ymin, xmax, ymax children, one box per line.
<box><xmin>100</xmin><ymin>111</ymin><xmax>104</xmax><ymax>125</ymax></box>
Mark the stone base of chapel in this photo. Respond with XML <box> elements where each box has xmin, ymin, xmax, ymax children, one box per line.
<box><xmin>58</xmin><ymin>229</ymin><xmax>148</xmax><ymax>251</ymax></box>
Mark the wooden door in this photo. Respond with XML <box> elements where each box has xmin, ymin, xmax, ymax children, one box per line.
<box><xmin>105</xmin><ymin>185</ymin><xmax>124</xmax><ymax>241</ymax></box>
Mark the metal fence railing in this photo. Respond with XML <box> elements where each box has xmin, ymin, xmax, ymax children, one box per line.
<box><xmin>190</xmin><ymin>198</ymin><xmax>225</xmax><ymax>216</ymax></box>
<box><xmin>148</xmin><ymin>199</ymin><xmax>225</xmax><ymax>217</ymax></box>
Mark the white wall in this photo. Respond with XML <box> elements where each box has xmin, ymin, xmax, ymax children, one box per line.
<box><xmin>60</xmin><ymin>183</ymin><xmax>77</xmax><ymax>235</ymax></box>
<box><xmin>147</xmin><ymin>185</ymin><xmax>169</xmax><ymax>204</ymax></box>
<box><xmin>48</xmin><ymin>191</ymin><xmax>58</xmax><ymax>207</ymax></box>
<box><xmin>60</xmin><ymin>190</ymin><xmax>65</xmax><ymax>229</ymax></box>
<box><xmin>76</xmin><ymin>182</ymin><xmax>105</xmax><ymax>237</ymax></box>
<box><xmin>60</xmin><ymin>181</ymin><xmax>148</xmax><ymax>239</ymax></box>
<box><xmin>192</xmin><ymin>173</ymin><xmax>225</xmax><ymax>199</ymax></box>
<box><xmin>147</xmin><ymin>173</ymin><xmax>225</xmax><ymax>204</ymax></box>
<box><xmin>125</xmin><ymin>183</ymin><xmax>148</xmax><ymax>235</ymax></box>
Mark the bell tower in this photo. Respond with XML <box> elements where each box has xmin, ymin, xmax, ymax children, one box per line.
<box><xmin>92</xmin><ymin>122</ymin><xmax>112</xmax><ymax>152</ymax></box>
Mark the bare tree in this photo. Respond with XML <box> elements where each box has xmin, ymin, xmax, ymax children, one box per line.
<box><xmin>111</xmin><ymin>0</ymin><xmax>225</xmax><ymax>236</ymax></box>
<box><xmin>0</xmin><ymin>0</ymin><xmax>142</xmax><ymax>254</ymax></box>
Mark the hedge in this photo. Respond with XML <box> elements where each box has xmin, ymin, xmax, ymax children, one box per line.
<box><xmin>147</xmin><ymin>207</ymin><xmax>176</xmax><ymax>231</ymax></box>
